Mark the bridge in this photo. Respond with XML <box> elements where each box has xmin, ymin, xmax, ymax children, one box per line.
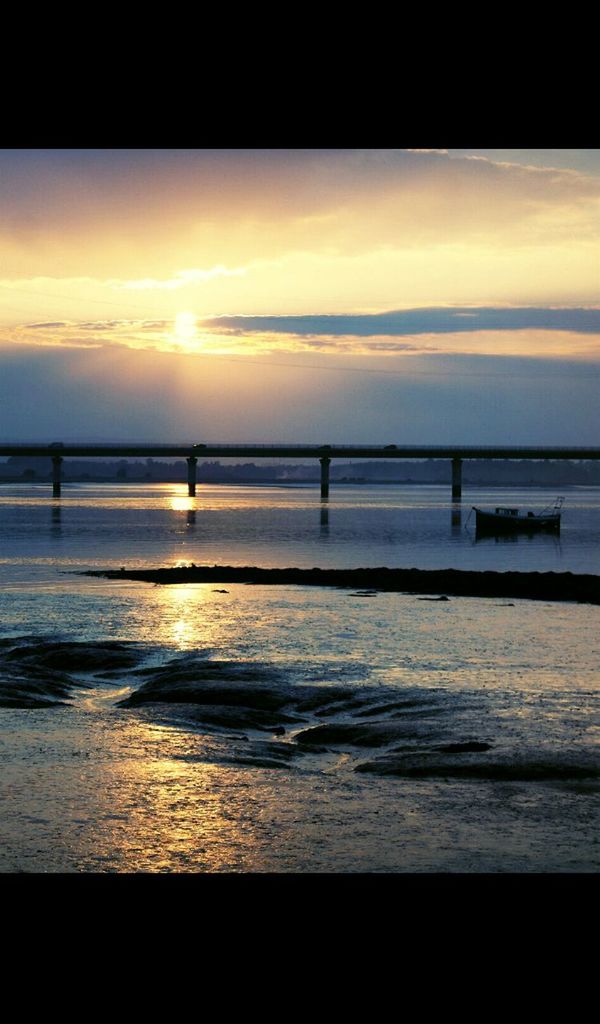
<box><xmin>1</xmin><ymin>443</ymin><xmax>599</xmax><ymax>500</ymax></box>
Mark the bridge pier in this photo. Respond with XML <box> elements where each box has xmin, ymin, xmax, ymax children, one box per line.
<box><xmin>52</xmin><ymin>455</ymin><xmax>63</xmax><ymax>498</ymax></box>
<box><xmin>451</xmin><ymin>504</ymin><xmax>462</xmax><ymax>530</ymax></box>
<box><xmin>320</xmin><ymin>457</ymin><xmax>331</xmax><ymax>501</ymax></box>
<box><xmin>187</xmin><ymin>457</ymin><xmax>197</xmax><ymax>497</ymax></box>
<box><xmin>451</xmin><ymin>457</ymin><xmax>462</xmax><ymax>500</ymax></box>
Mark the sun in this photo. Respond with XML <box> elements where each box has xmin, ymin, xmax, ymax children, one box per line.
<box><xmin>173</xmin><ymin>311</ymin><xmax>198</xmax><ymax>346</ymax></box>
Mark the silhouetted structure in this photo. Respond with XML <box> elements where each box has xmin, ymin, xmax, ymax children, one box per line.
<box><xmin>1</xmin><ymin>442</ymin><xmax>599</xmax><ymax>500</ymax></box>
<box><xmin>473</xmin><ymin>497</ymin><xmax>564</xmax><ymax>534</ymax></box>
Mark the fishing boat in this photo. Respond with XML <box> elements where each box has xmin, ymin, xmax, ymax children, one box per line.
<box><xmin>472</xmin><ymin>496</ymin><xmax>564</xmax><ymax>534</ymax></box>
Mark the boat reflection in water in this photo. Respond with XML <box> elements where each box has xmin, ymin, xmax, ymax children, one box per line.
<box><xmin>472</xmin><ymin>496</ymin><xmax>564</xmax><ymax>536</ymax></box>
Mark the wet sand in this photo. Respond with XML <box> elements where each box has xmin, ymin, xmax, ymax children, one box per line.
<box><xmin>1</xmin><ymin>635</ymin><xmax>598</xmax><ymax>872</ymax></box>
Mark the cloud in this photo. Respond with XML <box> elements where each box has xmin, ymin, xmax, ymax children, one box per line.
<box><xmin>78</xmin><ymin>320</ymin><xmax>129</xmax><ymax>330</ymax></box>
<box><xmin>116</xmin><ymin>265</ymin><xmax>247</xmax><ymax>290</ymax></box>
<box><xmin>200</xmin><ymin>307</ymin><xmax>600</xmax><ymax>338</ymax></box>
<box><xmin>8</xmin><ymin>305</ymin><xmax>600</xmax><ymax>363</ymax></box>
<box><xmin>1</xmin><ymin>150</ymin><xmax>599</xmax><ymax>280</ymax></box>
<box><xmin>26</xmin><ymin>321</ymin><xmax>69</xmax><ymax>329</ymax></box>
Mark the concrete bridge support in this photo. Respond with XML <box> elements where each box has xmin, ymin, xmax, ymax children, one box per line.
<box><xmin>52</xmin><ymin>455</ymin><xmax>63</xmax><ymax>498</ymax></box>
<box><xmin>187</xmin><ymin>457</ymin><xmax>197</xmax><ymax>497</ymax></box>
<box><xmin>320</xmin><ymin>457</ymin><xmax>331</xmax><ymax>501</ymax></box>
<box><xmin>451</xmin><ymin>457</ymin><xmax>462</xmax><ymax>500</ymax></box>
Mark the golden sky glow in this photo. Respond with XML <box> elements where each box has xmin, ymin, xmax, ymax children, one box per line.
<box><xmin>0</xmin><ymin>149</ymin><xmax>599</xmax><ymax>443</ymax></box>
<box><xmin>1</xmin><ymin>150</ymin><xmax>599</xmax><ymax>332</ymax></box>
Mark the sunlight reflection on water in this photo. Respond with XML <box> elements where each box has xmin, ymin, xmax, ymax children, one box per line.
<box><xmin>0</xmin><ymin>482</ymin><xmax>598</xmax><ymax>872</ymax></box>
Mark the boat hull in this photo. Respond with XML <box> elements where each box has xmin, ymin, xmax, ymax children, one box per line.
<box><xmin>473</xmin><ymin>508</ymin><xmax>561</xmax><ymax>535</ymax></box>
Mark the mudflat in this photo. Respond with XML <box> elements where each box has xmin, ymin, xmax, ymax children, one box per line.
<box><xmin>82</xmin><ymin>565</ymin><xmax>600</xmax><ymax>604</ymax></box>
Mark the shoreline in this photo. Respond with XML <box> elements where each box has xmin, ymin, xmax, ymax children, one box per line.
<box><xmin>81</xmin><ymin>565</ymin><xmax>600</xmax><ymax>604</ymax></box>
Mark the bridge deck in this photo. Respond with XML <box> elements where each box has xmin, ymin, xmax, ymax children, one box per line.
<box><xmin>1</xmin><ymin>443</ymin><xmax>599</xmax><ymax>460</ymax></box>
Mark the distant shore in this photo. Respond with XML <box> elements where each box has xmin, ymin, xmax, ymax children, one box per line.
<box><xmin>82</xmin><ymin>565</ymin><xmax>600</xmax><ymax>604</ymax></box>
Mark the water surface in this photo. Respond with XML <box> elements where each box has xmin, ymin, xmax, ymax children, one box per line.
<box><xmin>0</xmin><ymin>482</ymin><xmax>598</xmax><ymax>872</ymax></box>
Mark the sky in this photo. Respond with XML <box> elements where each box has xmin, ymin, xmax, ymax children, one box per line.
<box><xmin>1</xmin><ymin>148</ymin><xmax>599</xmax><ymax>444</ymax></box>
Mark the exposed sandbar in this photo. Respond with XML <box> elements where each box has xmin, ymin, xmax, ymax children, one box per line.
<box><xmin>82</xmin><ymin>565</ymin><xmax>600</xmax><ymax>604</ymax></box>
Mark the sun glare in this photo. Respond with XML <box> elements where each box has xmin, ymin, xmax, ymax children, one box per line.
<box><xmin>174</xmin><ymin>311</ymin><xmax>198</xmax><ymax>347</ymax></box>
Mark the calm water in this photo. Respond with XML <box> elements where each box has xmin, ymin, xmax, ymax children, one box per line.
<box><xmin>0</xmin><ymin>482</ymin><xmax>598</xmax><ymax>873</ymax></box>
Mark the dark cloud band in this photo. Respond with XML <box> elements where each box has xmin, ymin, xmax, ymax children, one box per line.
<box><xmin>200</xmin><ymin>307</ymin><xmax>600</xmax><ymax>338</ymax></box>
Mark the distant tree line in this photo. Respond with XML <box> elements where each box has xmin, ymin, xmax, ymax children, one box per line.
<box><xmin>1</xmin><ymin>455</ymin><xmax>599</xmax><ymax>486</ymax></box>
